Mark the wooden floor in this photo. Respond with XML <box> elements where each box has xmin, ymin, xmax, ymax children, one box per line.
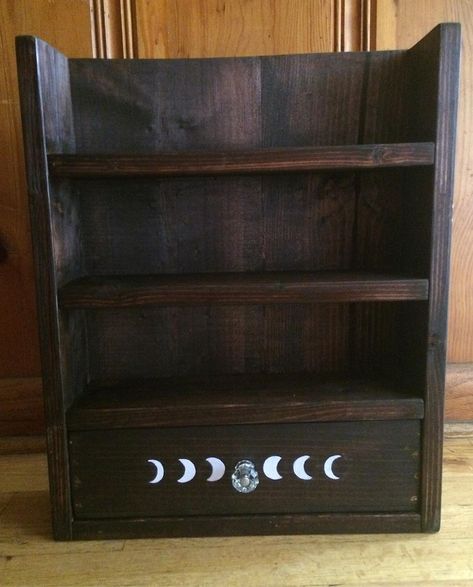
<box><xmin>1</xmin><ymin>430</ymin><xmax>472</xmax><ymax>587</ymax></box>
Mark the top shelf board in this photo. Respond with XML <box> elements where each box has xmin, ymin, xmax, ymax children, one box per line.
<box><xmin>48</xmin><ymin>142</ymin><xmax>435</xmax><ymax>178</ymax></box>
<box><xmin>58</xmin><ymin>272</ymin><xmax>429</xmax><ymax>308</ymax></box>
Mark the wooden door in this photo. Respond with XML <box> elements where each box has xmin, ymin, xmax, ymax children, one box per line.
<box><xmin>0</xmin><ymin>0</ymin><xmax>94</xmax><ymax>434</ymax></box>
<box><xmin>1</xmin><ymin>0</ymin><xmax>471</xmax><ymax>436</ymax></box>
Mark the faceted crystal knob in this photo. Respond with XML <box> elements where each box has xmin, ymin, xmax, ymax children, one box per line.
<box><xmin>231</xmin><ymin>460</ymin><xmax>259</xmax><ymax>493</ymax></box>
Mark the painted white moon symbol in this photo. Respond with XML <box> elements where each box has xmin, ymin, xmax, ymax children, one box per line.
<box><xmin>324</xmin><ymin>454</ymin><xmax>342</xmax><ymax>480</ymax></box>
<box><xmin>148</xmin><ymin>459</ymin><xmax>164</xmax><ymax>484</ymax></box>
<box><xmin>263</xmin><ymin>455</ymin><xmax>283</xmax><ymax>480</ymax></box>
<box><xmin>206</xmin><ymin>457</ymin><xmax>225</xmax><ymax>482</ymax></box>
<box><xmin>293</xmin><ymin>455</ymin><xmax>312</xmax><ymax>480</ymax></box>
<box><xmin>177</xmin><ymin>458</ymin><xmax>196</xmax><ymax>483</ymax></box>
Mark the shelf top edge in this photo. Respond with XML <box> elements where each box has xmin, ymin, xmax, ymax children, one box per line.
<box><xmin>48</xmin><ymin>143</ymin><xmax>435</xmax><ymax>178</ymax></box>
<box><xmin>48</xmin><ymin>142</ymin><xmax>435</xmax><ymax>159</ymax></box>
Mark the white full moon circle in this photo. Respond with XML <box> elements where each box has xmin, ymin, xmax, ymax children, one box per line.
<box><xmin>293</xmin><ymin>455</ymin><xmax>312</xmax><ymax>480</ymax></box>
<box><xmin>263</xmin><ymin>455</ymin><xmax>283</xmax><ymax>480</ymax></box>
<box><xmin>324</xmin><ymin>454</ymin><xmax>342</xmax><ymax>480</ymax></box>
<box><xmin>148</xmin><ymin>459</ymin><xmax>165</xmax><ymax>484</ymax></box>
<box><xmin>177</xmin><ymin>458</ymin><xmax>196</xmax><ymax>483</ymax></box>
<box><xmin>206</xmin><ymin>457</ymin><xmax>225</xmax><ymax>482</ymax></box>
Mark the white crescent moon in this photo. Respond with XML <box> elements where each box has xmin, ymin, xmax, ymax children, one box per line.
<box><xmin>263</xmin><ymin>455</ymin><xmax>283</xmax><ymax>480</ymax></box>
<box><xmin>177</xmin><ymin>458</ymin><xmax>196</xmax><ymax>483</ymax></box>
<box><xmin>147</xmin><ymin>459</ymin><xmax>164</xmax><ymax>484</ymax></box>
<box><xmin>324</xmin><ymin>454</ymin><xmax>342</xmax><ymax>480</ymax></box>
<box><xmin>206</xmin><ymin>457</ymin><xmax>225</xmax><ymax>482</ymax></box>
<box><xmin>293</xmin><ymin>455</ymin><xmax>312</xmax><ymax>480</ymax></box>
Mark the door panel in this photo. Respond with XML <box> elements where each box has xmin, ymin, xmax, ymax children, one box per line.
<box><xmin>134</xmin><ymin>0</ymin><xmax>334</xmax><ymax>58</ymax></box>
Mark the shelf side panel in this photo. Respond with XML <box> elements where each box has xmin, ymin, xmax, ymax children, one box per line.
<box><xmin>407</xmin><ymin>23</ymin><xmax>461</xmax><ymax>532</ymax></box>
<box><xmin>15</xmin><ymin>36</ymin><xmax>78</xmax><ymax>540</ymax></box>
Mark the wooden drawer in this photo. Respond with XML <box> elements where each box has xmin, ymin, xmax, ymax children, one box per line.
<box><xmin>70</xmin><ymin>420</ymin><xmax>420</xmax><ymax>519</ymax></box>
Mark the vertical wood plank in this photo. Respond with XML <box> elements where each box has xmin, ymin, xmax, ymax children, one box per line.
<box><xmin>134</xmin><ymin>0</ymin><xmax>334</xmax><ymax>58</ymax></box>
<box><xmin>406</xmin><ymin>24</ymin><xmax>461</xmax><ymax>532</ymax></box>
<box><xmin>90</xmin><ymin>0</ymin><xmax>138</xmax><ymax>58</ymax></box>
<box><xmin>423</xmin><ymin>24</ymin><xmax>461</xmax><ymax>532</ymax></box>
<box><xmin>334</xmin><ymin>0</ymin><xmax>376</xmax><ymax>51</ymax></box>
<box><xmin>16</xmin><ymin>36</ymin><xmax>76</xmax><ymax>540</ymax></box>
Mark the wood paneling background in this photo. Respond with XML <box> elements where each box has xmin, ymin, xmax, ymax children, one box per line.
<box><xmin>0</xmin><ymin>0</ymin><xmax>94</xmax><ymax>434</ymax></box>
<box><xmin>0</xmin><ymin>0</ymin><xmax>471</xmax><ymax>434</ymax></box>
<box><xmin>134</xmin><ymin>0</ymin><xmax>334</xmax><ymax>57</ymax></box>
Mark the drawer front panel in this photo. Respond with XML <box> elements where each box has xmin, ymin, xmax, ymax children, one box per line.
<box><xmin>70</xmin><ymin>421</ymin><xmax>420</xmax><ymax>519</ymax></box>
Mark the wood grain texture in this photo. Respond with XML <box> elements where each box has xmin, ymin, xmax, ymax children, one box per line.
<box><xmin>15</xmin><ymin>36</ymin><xmax>77</xmax><ymax>540</ymax></box>
<box><xmin>406</xmin><ymin>24</ymin><xmax>460</xmax><ymax>532</ymax></box>
<box><xmin>70</xmin><ymin>57</ymin><xmax>262</xmax><ymax>154</ymax></box>
<box><xmin>376</xmin><ymin>0</ymin><xmax>473</xmax><ymax>365</ymax></box>
<box><xmin>58</xmin><ymin>272</ymin><xmax>429</xmax><ymax>308</ymax></box>
<box><xmin>72</xmin><ymin>513</ymin><xmax>421</xmax><ymax>539</ymax></box>
<box><xmin>134</xmin><ymin>0</ymin><xmax>334</xmax><ymax>58</ymax></box>
<box><xmin>85</xmin><ymin>304</ymin><xmax>351</xmax><ymax>381</ymax></box>
<box><xmin>0</xmin><ymin>434</ymin><xmax>46</xmax><ymax>455</ymax></box>
<box><xmin>334</xmin><ymin>0</ymin><xmax>376</xmax><ymax>52</ymax></box>
<box><xmin>48</xmin><ymin>143</ymin><xmax>435</xmax><ymax>177</ymax></box>
<box><xmin>0</xmin><ymin>377</ymin><xmax>44</xmax><ymax>436</ymax></box>
<box><xmin>91</xmin><ymin>0</ymin><xmax>137</xmax><ymax>58</ymax></box>
<box><xmin>0</xmin><ymin>0</ymin><xmax>92</xmax><ymax>379</ymax></box>
<box><xmin>67</xmin><ymin>374</ymin><xmax>424</xmax><ymax>430</ymax></box>
<box><xmin>69</xmin><ymin>421</ymin><xmax>420</xmax><ymax>519</ymax></box>
<box><xmin>445</xmin><ymin>363</ymin><xmax>473</xmax><ymax>420</ymax></box>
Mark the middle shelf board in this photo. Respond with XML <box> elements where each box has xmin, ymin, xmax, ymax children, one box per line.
<box><xmin>67</xmin><ymin>374</ymin><xmax>425</xmax><ymax>431</ymax></box>
<box><xmin>48</xmin><ymin>142</ymin><xmax>435</xmax><ymax>177</ymax></box>
<box><xmin>58</xmin><ymin>272</ymin><xmax>429</xmax><ymax>308</ymax></box>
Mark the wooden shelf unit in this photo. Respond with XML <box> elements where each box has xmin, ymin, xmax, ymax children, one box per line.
<box><xmin>16</xmin><ymin>24</ymin><xmax>460</xmax><ymax>540</ymax></box>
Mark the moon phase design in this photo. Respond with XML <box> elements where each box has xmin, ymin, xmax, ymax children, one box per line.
<box><xmin>206</xmin><ymin>457</ymin><xmax>225</xmax><ymax>482</ymax></box>
<box><xmin>148</xmin><ymin>459</ymin><xmax>165</xmax><ymax>484</ymax></box>
<box><xmin>293</xmin><ymin>455</ymin><xmax>312</xmax><ymax>480</ymax></box>
<box><xmin>324</xmin><ymin>454</ymin><xmax>342</xmax><ymax>480</ymax></box>
<box><xmin>263</xmin><ymin>455</ymin><xmax>283</xmax><ymax>480</ymax></box>
<box><xmin>147</xmin><ymin>454</ymin><xmax>342</xmax><ymax>484</ymax></box>
<box><xmin>177</xmin><ymin>458</ymin><xmax>196</xmax><ymax>483</ymax></box>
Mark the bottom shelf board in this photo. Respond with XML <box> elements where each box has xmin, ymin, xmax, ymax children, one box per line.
<box><xmin>71</xmin><ymin>512</ymin><xmax>422</xmax><ymax>539</ymax></box>
<box><xmin>67</xmin><ymin>374</ymin><xmax>424</xmax><ymax>430</ymax></box>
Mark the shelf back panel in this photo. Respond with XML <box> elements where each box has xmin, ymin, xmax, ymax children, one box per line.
<box><xmin>85</xmin><ymin>302</ymin><xmax>407</xmax><ymax>382</ymax></box>
<box><xmin>68</xmin><ymin>50</ymin><xmax>411</xmax><ymax>155</ymax></box>
<box><xmin>76</xmin><ymin>168</ymin><xmax>415</xmax><ymax>276</ymax></box>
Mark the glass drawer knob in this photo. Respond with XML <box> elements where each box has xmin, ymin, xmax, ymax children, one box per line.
<box><xmin>232</xmin><ymin>460</ymin><xmax>259</xmax><ymax>493</ymax></box>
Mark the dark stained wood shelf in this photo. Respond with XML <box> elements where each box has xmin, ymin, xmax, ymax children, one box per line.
<box><xmin>17</xmin><ymin>25</ymin><xmax>460</xmax><ymax>539</ymax></box>
<box><xmin>58</xmin><ymin>272</ymin><xmax>429</xmax><ymax>308</ymax></box>
<box><xmin>48</xmin><ymin>142</ymin><xmax>435</xmax><ymax>177</ymax></box>
<box><xmin>67</xmin><ymin>374</ymin><xmax>425</xmax><ymax>431</ymax></box>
